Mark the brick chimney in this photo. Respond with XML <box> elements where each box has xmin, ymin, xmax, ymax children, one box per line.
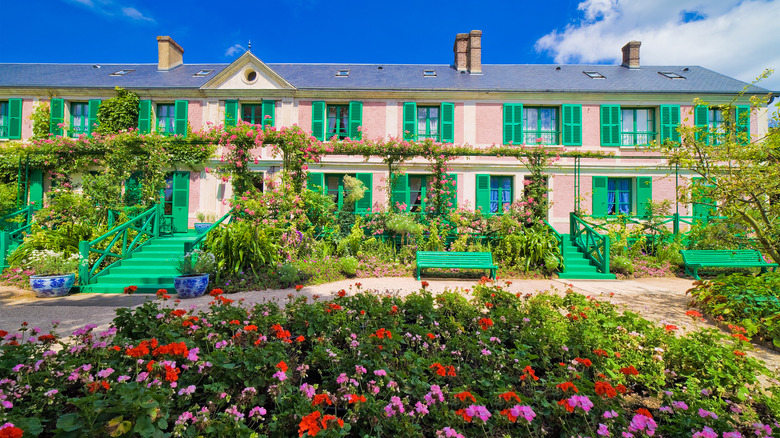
<box><xmin>621</xmin><ymin>41</ymin><xmax>641</xmax><ymax>69</ymax></box>
<box><xmin>453</xmin><ymin>33</ymin><xmax>469</xmax><ymax>72</ymax></box>
<box><xmin>467</xmin><ymin>30</ymin><xmax>482</xmax><ymax>74</ymax></box>
<box><xmin>157</xmin><ymin>36</ymin><xmax>184</xmax><ymax>71</ymax></box>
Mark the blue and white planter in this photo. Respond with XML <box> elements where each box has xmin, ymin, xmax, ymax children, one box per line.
<box><xmin>29</xmin><ymin>273</ymin><xmax>75</xmax><ymax>298</ymax></box>
<box><xmin>194</xmin><ymin>223</ymin><xmax>212</xmax><ymax>234</ymax></box>
<box><xmin>174</xmin><ymin>273</ymin><xmax>210</xmax><ymax>298</ymax></box>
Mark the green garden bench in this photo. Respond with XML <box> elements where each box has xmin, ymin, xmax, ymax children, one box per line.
<box><xmin>416</xmin><ymin>251</ymin><xmax>497</xmax><ymax>281</ymax></box>
<box><xmin>679</xmin><ymin>250</ymin><xmax>778</xmax><ymax>280</ymax></box>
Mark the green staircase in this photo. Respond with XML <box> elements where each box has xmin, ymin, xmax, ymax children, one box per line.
<box><xmin>80</xmin><ymin>233</ymin><xmax>199</xmax><ymax>294</ymax></box>
<box><xmin>557</xmin><ymin>234</ymin><xmax>616</xmax><ymax>280</ymax></box>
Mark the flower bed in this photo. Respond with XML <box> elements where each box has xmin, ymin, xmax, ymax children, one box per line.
<box><xmin>687</xmin><ymin>273</ymin><xmax>780</xmax><ymax>349</ymax></box>
<box><xmin>1</xmin><ymin>282</ymin><xmax>778</xmax><ymax>437</ymax></box>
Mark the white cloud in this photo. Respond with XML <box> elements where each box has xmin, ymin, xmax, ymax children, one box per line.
<box><xmin>121</xmin><ymin>6</ymin><xmax>154</xmax><ymax>22</ymax></box>
<box><xmin>69</xmin><ymin>0</ymin><xmax>95</xmax><ymax>7</ymax></box>
<box><xmin>536</xmin><ymin>0</ymin><xmax>780</xmax><ymax>91</ymax></box>
<box><xmin>225</xmin><ymin>44</ymin><xmax>246</xmax><ymax>57</ymax></box>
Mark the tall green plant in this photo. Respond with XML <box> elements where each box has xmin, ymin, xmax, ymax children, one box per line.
<box><xmin>30</xmin><ymin>101</ymin><xmax>50</xmax><ymax>140</ymax></box>
<box><xmin>96</xmin><ymin>87</ymin><xmax>140</xmax><ymax>134</ymax></box>
<box><xmin>204</xmin><ymin>221</ymin><xmax>280</xmax><ymax>278</ymax></box>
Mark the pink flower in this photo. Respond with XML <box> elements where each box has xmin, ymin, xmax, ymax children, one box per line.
<box><xmin>692</xmin><ymin>427</ymin><xmax>717</xmax><ymax>438</ymax></box>
<box><xmin>568</xmin><ymin>395</ymin><xmax>594</xmax><ymax>413</ymax></box>
<box><xmin>510</xmin><ymin>405</ymin><xmax>536</xmax><ymax>423</ymax></box>
<box><xmin>597</xmin><ymin>423</ymin><xmax>610</xmax><ymax>436</ymax></box>
<box><xmin>465</xmin><ymin>405</ymin><xmax>491</xmax><ymax>422</ymax></box>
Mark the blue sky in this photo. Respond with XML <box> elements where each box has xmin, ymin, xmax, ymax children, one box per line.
<box><xmin>2</xmin><ymin>0</ymin><xmax>779</xmax><ymax>94</ymax></box>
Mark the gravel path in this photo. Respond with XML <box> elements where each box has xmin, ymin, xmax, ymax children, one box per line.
<box><xmin>2</xmin><ymin>276</ymin><xmax>778</xmax><ymax>377</ymax></box>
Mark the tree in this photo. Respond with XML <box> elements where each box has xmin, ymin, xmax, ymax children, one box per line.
<box><xmin>656</xmin><ymin>70</ymin><xmax>780</xmax><ymax>262</ymax></box>
<box><xmin>96</xmin><ymin>87</ymin><xmax>139</xmax><ymax>134</ymax></box>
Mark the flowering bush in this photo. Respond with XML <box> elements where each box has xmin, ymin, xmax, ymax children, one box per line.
<box><xmin>21</xmin><ymin>250</ymin><xmax>81</xmax><ymax>276</ymax></box>
<box><xmin>1</xmin><ymin>283</ymin><xmax>778</xmax><ymax>436</ymax></box>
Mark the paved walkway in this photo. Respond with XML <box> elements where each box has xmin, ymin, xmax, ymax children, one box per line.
<box><xmin>1</xmin><ymin>277</ymin><xmax>778</xmax><ymax>376</ymax></box>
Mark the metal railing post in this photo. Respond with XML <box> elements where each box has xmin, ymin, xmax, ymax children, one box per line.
<box><xmin>673</xmin><ymin>213</ymin><xmax>679</xmax><ymax>236</ymax></box>
<box><xmin>0</xmin><ymin>231</ymin><xmax>10</xmax><ymax>269</ymax></box>
<box><xmin>78</xmin><ymin>240</ymin><xmax>90</xmax><ymax>285</ymax></box>
<box><xmin>602</xmin><ymin>235</ymin><xmax>610</xmax><ymax>274</ymax></box>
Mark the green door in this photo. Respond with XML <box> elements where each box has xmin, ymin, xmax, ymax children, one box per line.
<box><xmin>164</xmin><ymin>171</ymin><xmax>190</xmax><ymax>233</ymax></box>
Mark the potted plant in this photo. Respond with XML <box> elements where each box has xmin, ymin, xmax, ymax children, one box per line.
<box><xmin>27</xmin><ymin>250</ymin><xmax>81</xmax><ymax>298</ymax></box>
<box><xmin>194</xmin><ymin>212</ymin><xmax>218</xmax><ymax>234</ymax></box>
<box><xmin>174</xmin><ymin>249</ymin><xmax>217</xmax><ymax>298</ymax></box>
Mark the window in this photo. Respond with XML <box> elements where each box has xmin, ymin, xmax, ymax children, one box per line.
<box><xmin>312</xmin><ymin>101</ymin><xmax>362</xmax><ymax>141</ymax></box>
<box><xmin>70</xmin><ymin>102</ymin><xmax>89</xmax><ymax>136</ymax></box>
<box><xmin>408</xmin><ymin>175</ymin><xmax>431</xmax><ymax>212</ymax></box>
<box><xmin>694</xmin><ymin>105</ymin><xmax>750</xmax><ymax>146</ymax></box>
<box><xmin>523</xmin><ymin>107</ymin><xmax>558</xmax><ymax>145</ymax></box>
<box><xmin>327</xmin><ymin>105</ymin><xmax>349</xmax><ymax>140</ymax></box>
<box><xmin>193</xmin><ymin>69</ymin><xmax>213</xmax><ymax>77</ymax></box>
<box><xmin>307</xmin><ymin>172</ymin><xmax>373</xmax><ymax>213</ymax></box>
<box><xmin>324</xmin><ymin>174</ymin><xmax>355</xmax><ymax>210</ymax></box>
<box><xmin>335</xmin><ymin>70</ymin><xmax>350</xmax><ymax>77</ymax></box>
<box><xmin>423</xmin><ymin>70</ymin><xmax>436</xmax><ymax>77</ymax></box>
<box><xmin>607</xmin><ymin>178</ymin><xmax>632</xmax><ymax>215</ymax></box>
<box><xmin>109</xmin><ymin>69</ymin><xmax>135</xmax><ymax>76</ymax></box>
<box><xmin>0</xmin><ymin>101</ymin><xmax>8</xmax><ymax>138</ymax></box>
<box><xmin>659</xmin><ymin>71</ymin><xmax>685</xmax><ymax>79</ymax></box>
<box><xmin>242</xmin><ymin>104</ymin><xmax>264</xmax><ymax>124</ymax></box>
<box><xmin>417</xmin><ymin>107</ymin><xmax>439</xmax><ymax>140</ymax></box>
<box><xmin>157</xmin><ymin>104</ymin><xmax>175</xmax><ymax>136</ymax></box>
<box><xmin>707</xmin><ymin>108</ymin><xmax>725</xmax><ymax>144</ymax></box>
<box><xmin>402</xmin><ymin>102</ymin><xmax>454</xmax><ymax>143</ymax></box>
<box><xmin>620</xmin><ymin>108</ymin><xmax>655</xmax><ymax>146</ymax></box>
<box><xmin>584</xmin><ymin>71</ymin><xmax>606</xmax><ymax>79</ymax></box>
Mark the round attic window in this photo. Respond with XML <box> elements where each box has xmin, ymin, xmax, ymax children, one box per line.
<box><xmin>243</xmin><ymin>68</ymin><xmax>258</xmax><ymax>84</ymax></box>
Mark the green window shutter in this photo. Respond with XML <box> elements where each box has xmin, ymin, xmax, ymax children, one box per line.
<box><xmin>600</xmin><ymin>105</ymin><xmax>621</xmax><ymax>146</ymax></box>
<box><xmin>225</xmin><ymin>100</ymin><xmax>238</xmax><ymax>127</ymax></box>
<box><xmin>174</xmin><ymin>100</ymin><xmax>188</xmax><ymax>137</ymax></box>
<box><xmin>440</xmin><ymin>102</ymin><xmax>455</xmax><ymax>143</ymax></box>
<box><xmin>592</xmin><ymin>176</ymin><xmax>608</xmax><ymax>216</ymax></box>
<box><xmin>503</xmin><ymin>103</ymin><xmax>523</xmax><ymax>145</ymax></box>
<box><xmin>262</xmin><ymin>100</ymin><xmax>275</xmax><ymax>128</ymax></box>
<box><xmin>355</xmin><ymin>173</ymin><xmax>373</xmax><ymax>213</ymax></box>
<box><xmin>138</xmin><ymin>100</ymin><xmax>152</xmax><ymax>134</ymax></box>
<box><xmin>636</xmin><ymin>177</ymin><xmax>653</xmax><ymax>217</ymax></box>
<box><xmin>8</xmin><ymin>98</ymin><xmax>22</xmax><ymax>139</ymax></box>
<box><xmin>403</xmin><ymin>102</ymin><xmax>417</xmax><ymax>141</ymax></box>
<box><xmin>50</xmin><ymin>98</ymin><xmax>64</xmax><ymax>136</ymax></box>
<box><xmin>391</xmin><ymin>174</ymin><xmax>409</xmax><ymax>210</ymax></box>
<box><xmin>475</xmin><ymin>174</ymin><xmax>491</xmax><ymax>214</ymax></box>
<box><xmin>562</xmin><ymin>104</ymin><xmax>582</xmax><ymax>146</ymax></box>
<box><xmin>348</xmin><ymin>101</ymin><xmax>363</xmax><ymax>140</ymax></box>
<box><xmin>659</xmin><ymin>105</ymin><xmax>680</xmax><ymax>145</ymax></box>
<box><xmin>88</xmin><ymin>99</ymin><xmax>101</xmax><ymax>136</ymax></box>
<box><xmin>692</xmin><ymin>177</ymin><xmax>716</xmax><ymax>218</ymax></box>
<box><xmin>443</xmin><ymin>173</ymin><xmax>458</xmax><ymax>211</ymax></box>
<box><xmin>28</xmin><ymin>170</ymin><xmax>44</xmax><ymax>209</ymax></box>
<box><xmin>735</xmin><ymin>105</ymin><xmax>750</xmax><ymax>145</ymax></box>
<box><xmin>694</xmin><ymin>105</ymin><xmax>708</xmax><ymax>143</ymax></box>
<box><xmin>311</xmin><ymin>101</ymin><xmax>326</xmax><ymax>141</ymax></box>
<box><xmin>306</xmin><ymin>172</ymin><xmax>324</xmax><ymax>194</ymax></box>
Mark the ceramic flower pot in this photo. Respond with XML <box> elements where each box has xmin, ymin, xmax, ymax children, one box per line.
<box><xmin>194</xmin><ymin>223</ymin><xmax>213</xmax><ymax>234</ymax></box>
<box><xmin>174</xmin><ymin>273</ymin><xmax>209</xmax><ymax>298</ymax></box>
<box><xmin>29</xmin><ymin>273</ymin><xmax>75</xmax><ymax>298</ymax></box>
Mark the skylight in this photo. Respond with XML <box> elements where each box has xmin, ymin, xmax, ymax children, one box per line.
<box><xmin>109</xmin><ymin>69</ymin><xmax>135</xmax><ymax>76</ymax></box>
<box><xmin>423</xmin><ymin>70</ymin><xmax>437</xmax><ymax>77</ymax></box>
<box><xmin>193</xmin><ymin>69</ymin><xmax>213</xmax><ymax>77</ymax></box>
<box><xmin>659</xmin><ymin>71</ymin><xmax>685</xmax><ymax>79</ymax></box>
<box><xmin>583</xmin><ymin>71</ymin><xmax>606</xmax><ymax>79</ymax></box>
<box><xmin>336</xmin><ymin>70</ymin><xmax>350</xmax><ymax>77</ymax></box>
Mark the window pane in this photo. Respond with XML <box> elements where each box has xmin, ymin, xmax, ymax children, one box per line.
<box><xmin>242</xmin><ymin>105</ymin><xmax>254</xmax><ymax>123</ymax></box>
<box><xmin>635</xmin><ymin>110</ymin><xmax>649</xmax><ymax>131</ymax></box>
<box><xmin>540</xmin><ymin>108</ymin><xmax>555</xmax><ymax>130</ymax></box>
<box><xmin>621</xmin><ymin>109</ymin><xmax>634</xmax><ymax>132</ymax></box>
<box><xmin>409</xmin><ymin>177</ymin><xmax>423</xmax><ymax>212</ymax></box>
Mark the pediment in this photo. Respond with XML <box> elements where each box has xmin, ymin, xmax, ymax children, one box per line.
<box><xmin>202</xmin><ymin>51</ymin><xmax>295</xmax><ymax>90</ymax></box>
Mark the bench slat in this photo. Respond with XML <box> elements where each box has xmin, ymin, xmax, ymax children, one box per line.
<box><xmin>416</xmin><ymin>251</ymin><xmax>497</xmax><ymax>281</ymax></box>
<box><xmin>679</xmin><ymin>249</ymin><xmax>778</xmax><ymax>280</ymax></box>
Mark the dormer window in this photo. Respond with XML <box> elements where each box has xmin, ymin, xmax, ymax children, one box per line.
<box><xmin>584</xmin><ymin>71</ymin><xmax>606</xmax><ymax>79</ymax></box>
<box><xmin>659</xmin><ymin>71</ymin><xmax>685</xmax><ymax>79</ymax></box>
<box><xmin>336</xmin><ymin>70</ymin><xmax>350</xmax><ymax>77</ymax></box>
<box><xmin>109</xmin><ymin>69</ymin><xmax>135</xmax><ymax>76</ymax></box>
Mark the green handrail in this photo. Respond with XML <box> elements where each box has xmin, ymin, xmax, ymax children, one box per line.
<box><xmin>543</xmin><ymin>219</ymin><xmax>564</xmax><ymax>263</ymax></box>
<box><xmin>0</xmin><ymin>205</ymin><xmax>35</xmax><ymax>269</ymax></box>
<box><xmin>0</xmin><ymin>204</ymin><xmax>34</xmax><ymax>232</ymax></box>
<box><xmin>570</xmin><ymin>212</ymin><xmax>610</xmax><ymax>274</ymax></box>
<box><xmin>78</xmin><ymin>205</ymin><xmax>159</xmax><ymax>285</ymax></box>
<box><xmin>184</xmin><ymin>209</ymin><xmax>233</xmax><ymax>254</ymax></box>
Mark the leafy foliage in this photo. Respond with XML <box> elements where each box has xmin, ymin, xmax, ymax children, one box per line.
<box><xmin>687</xmin><ymin>273</ymin><xmax>780</xmax><ymax>348</ymax></box>
<box><xmin>29</xmin><ymin>101</ymin><xmax>50</xmax><ymax>140</ymax></box>
<box><xmin>95</xmin><ymin>87</ymin><xmax>140</xmax><ymax>135</ymax></box>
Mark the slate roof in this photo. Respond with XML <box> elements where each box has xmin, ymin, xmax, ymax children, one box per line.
<box><xmin>0</xmin><ymin>62</ymin><xmax>772</xmax><ymax>94</ymax></box>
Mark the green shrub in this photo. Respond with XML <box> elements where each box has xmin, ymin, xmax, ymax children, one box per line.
<box><xmin>338</xmin><ymin>256</ymin><xmax>358</xmax><ymax>276</ymax></box>
<box><xmin>205</xmin><ymin>221</ymin><xmax>280</xmax><ymax>278</ymax></box>
<box><xmin>688</xmin><ymin>272</ymin><xmax>780</xmax><ymax>347</ymax></box>
<box><xmin>611</xmin><ymin>255</ymin><xmax>635</xmax><ymax>276</ymax></box>
<box><xmin>95</xmin><ymin>87</ymin><xmax>140</xmax><ymax>134</ymax></box>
